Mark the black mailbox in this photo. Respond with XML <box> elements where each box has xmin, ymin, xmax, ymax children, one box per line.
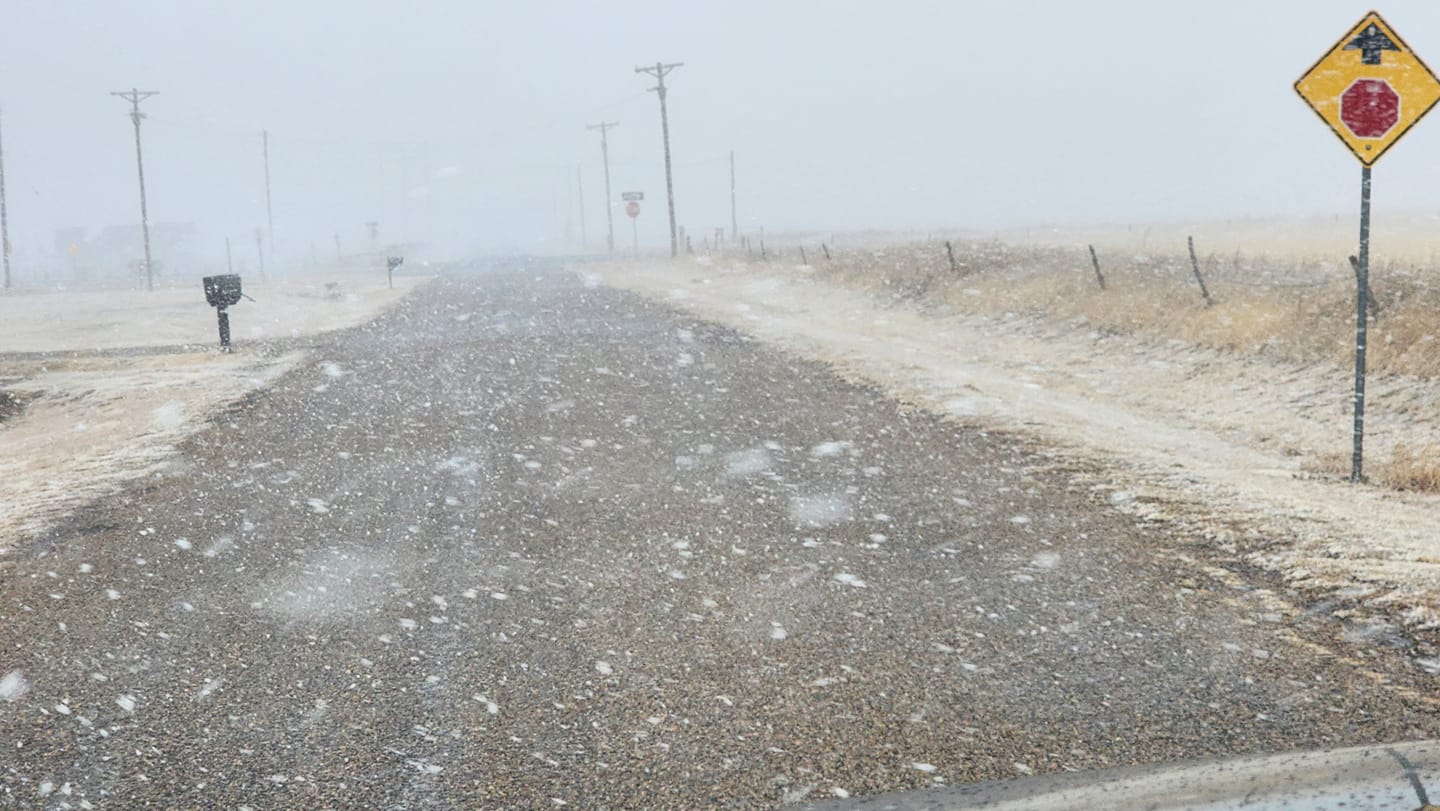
<box><xmin>202</xmin><ymin>274</ymin><xmax>245</xmax><ymax>351</ymax></box>
<box><xmin>386</xmin><ymin>256</ymin><xmax>404</xmax><ymax>271</ymax></box>
<box><xmin>203</xmin><ymin>274</ymin><xmax>243</xmax><ymax>308</ymax></box>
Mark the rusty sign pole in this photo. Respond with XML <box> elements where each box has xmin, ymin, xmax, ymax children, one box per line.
<box><xmin>1351</xmin><ymin>166</ymin><xmax>1371</xmax><ymax>482</ymax></box>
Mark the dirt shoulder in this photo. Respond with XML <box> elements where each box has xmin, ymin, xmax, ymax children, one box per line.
<box><xmin>0</xmin><ymin>272</ymin><xmax>434</xmax><ymax>558</ymax></box>
<box><xmin>587</xmin><ymin>259</ymin><xmax>1440</xmax><ymax>634</ymax></box>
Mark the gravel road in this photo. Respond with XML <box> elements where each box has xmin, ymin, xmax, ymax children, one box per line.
<box><xmin>2</xmin><ymin>267</ymin><xmax>1438</xmax><ymax>809</ymax></box>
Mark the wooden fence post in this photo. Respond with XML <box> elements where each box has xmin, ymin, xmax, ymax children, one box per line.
<box><xmin>1348</xmin><ymin>255</ymin><xmax>1380</xmax><ymax>322</ymax></box>
<box><xmin>1088</xmin><ymin>244</ymin><xmax>1106</xmax><ymax>290</ymax></box>
<box><xmin>1187</xmin><ymin>236</ymin><xmax>1213</xmax><ymax>307</ymax></box>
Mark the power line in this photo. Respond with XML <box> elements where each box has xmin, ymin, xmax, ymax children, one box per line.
<box><xmin>110</xmin><ymin>88</ymin><xmax>159</xmax><ymax>291</ymax></box>
<box><xmin>158</xmin><ymin>91</ymin><xmax>648</xmax><ymax>153</ymax></box>
<box><xmin>587</xmin><ymin>121</ymin><xmax>619</xmax><ymax>254</ymax></box>
<box><xmin>635</xmin><ymin>62</ymin><xmax>683</xmax><ymax>258</ymax></box>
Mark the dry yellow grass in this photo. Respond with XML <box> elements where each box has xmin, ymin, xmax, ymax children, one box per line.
<box><xmin>801</xmin><ymin>240</ymin><xmax>1440</xmax><ymax>379</ymax></box>
<box><xmin>755</xmin><ymin>238</ymin><xmax>1440</xmax><ymax>491</ymax></box>
<box><xmin>1384</xmin><ymin>444</ymin><xmax>1440</xmax><ymax>492</ymax></box>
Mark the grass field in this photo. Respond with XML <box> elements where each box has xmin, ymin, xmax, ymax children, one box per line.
<box><xmin>741</xmin><ymin>226</ymin><xmax>1440</xmax><ymax>490</ymax></box>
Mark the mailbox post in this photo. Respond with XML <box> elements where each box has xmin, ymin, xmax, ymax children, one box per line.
<box><xmin>202</xmin><ymin>274</ymin><xmax>244</xmax><ymax>351</ymax></box>
<box><xmin>386</xmin><ymin>256</ymin><xmax>403</xmax><ymax>289</ymax></box>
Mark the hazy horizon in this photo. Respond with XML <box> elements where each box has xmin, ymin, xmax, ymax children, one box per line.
<box><xmin>4</xmin><ymin>1</ymin><xmax>1440</xmax><ymax>272</ymax></box>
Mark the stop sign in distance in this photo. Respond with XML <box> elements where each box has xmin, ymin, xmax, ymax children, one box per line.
<box><xmin>1341</xmin><ymin>78</ymin><xmax>1400</xmax><ymax>139</ymax></box>
<box><xmin>626</xmin><ymin>201</ymin><xmax>640</xmax><ymax>219</ymax></box>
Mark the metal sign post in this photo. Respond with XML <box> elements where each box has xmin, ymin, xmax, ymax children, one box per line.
<box><xmin>626</xmin><ymin>200</ymin><xmax>641</xmax><ymax>259</ymax></box>
<box><xmin>217</xmin><ymin>307</ymin><xmax>231</xmax><ymax>349</ymax></box>
<box><xmin>1295</xmin><ymin>11</ymin><xmax>1440</xmax><ymax>482</ymax></box>
<box><xmin>1353</xmin><ymin>167</ymin><xmax>1372</xmax><ymax>482</ymax></box>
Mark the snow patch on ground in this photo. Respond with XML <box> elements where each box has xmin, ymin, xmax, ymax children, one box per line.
<box><xmin>0</xmin><ymin>352</ymin><xmax>302</xmax><ymax>552</ymax></box>
<box><xmin>0</xmin><ymin>670</ymin><xmax>28</xmax><ymax>702</ymax></box>
<box><xmin>724</xmin><ymin>447</ymin><xmax>772</xmax><ymax>479</ymax></box>
<box><xmin>253</xmin><ymin>548</ymin><xmax>396</xmax><ymax>624</ymax></box>
<box><xmin>810</xmin><ymin>440</ymin><xmax>854</xmax><ymax>458</ymax></box>
<box><xmin>150</xmin><ymin>401</ymin><xmax>185</xmax><ymax>430</ymax></box>
<box><xmin>0</xmin><ymin>273</ymin><xmax>431</xmax><ymax>353</ymax></box>
<box><xmin>790</xmin><ymin>494</ymin><xmax>854</xmax><ymax>527</ymax></box>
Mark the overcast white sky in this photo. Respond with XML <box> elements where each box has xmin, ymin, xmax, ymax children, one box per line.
<box><xmin>4</xmin><ymin>1</ymin><xmax>1440</xmax><ymax>262</ymax></box>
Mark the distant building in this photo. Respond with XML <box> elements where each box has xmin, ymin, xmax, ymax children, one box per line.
<box><xmin>53</xmin><ymin>222</ymin><xmax>200</xmax><ymax>285</ymax></box>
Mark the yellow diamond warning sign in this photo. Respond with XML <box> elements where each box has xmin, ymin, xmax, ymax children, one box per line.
<box><xmin>1295</xmin><ymin>11</ymin><xmax>1440</xmax><ymax>166</ymax></box>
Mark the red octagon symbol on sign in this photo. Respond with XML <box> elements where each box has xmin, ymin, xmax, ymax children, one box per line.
<box><xmin>625</xmin><ymin>201</ymin><xmax>640</xmax><ymax>219</ymax></box>
<box><xmin>1340</xmin><ymin>78</ymin><xmax>1400</xmax><ymax>138</ymax></box>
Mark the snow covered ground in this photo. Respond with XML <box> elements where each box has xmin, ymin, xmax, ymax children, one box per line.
<box><xmin>590</xmin><ymin>259</ymin><xmax>1440</xmax><ymax>629</ymax></box>
<box><xmin>0</xmin><ymin>272</ymin><xmax>429</xmax><ymax>353</ymax></box>
<box><xmin>0</xmin><ymin>272</ymin><xmax>432</xmax><ymax>555</ymax></box>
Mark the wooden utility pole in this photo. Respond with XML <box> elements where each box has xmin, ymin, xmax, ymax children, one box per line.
<box><xmin>111</xmin><ymin>88</ymin><xmax>159</xmax><ymax>291</ymax></box>
<box><xmin>576</xmin><ymin>163</ymin><xmax>587</xmax><ymax>249</ymax></box>
<box><xmin>587</xmin><ymin>121</ymin><xmax>619</xmax><ymax>254</ymax></box>
<box><xmin>255</xmin><ymin>227</ymin><xmax>266</xmax><ymax>282</ymax></box>
<box><xmin>635</xmin><ymin>62</ymin><xmax>683</xmax><ymax>257</ymax></box>
<box><xmin>262</xmin><ymin>130</ymin><xmax>275</xmax><ymax>268</ymax></box>
<box><xmin>729</xmin><ymin>149</ymin><xmax>737</xmax><ymax>243</ymax></box>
